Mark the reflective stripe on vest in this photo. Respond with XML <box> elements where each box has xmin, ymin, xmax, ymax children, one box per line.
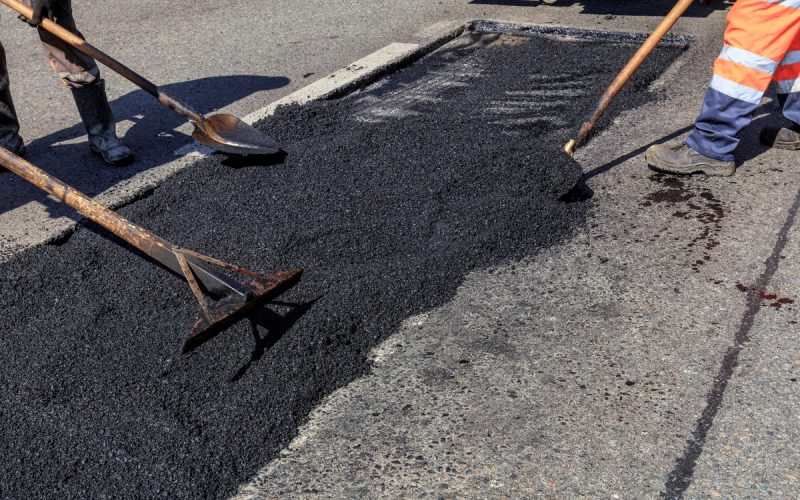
<box><xmin>719</xmin><ymin>45</ymin><xmax>779</xmax><ymax>73</ymax></box>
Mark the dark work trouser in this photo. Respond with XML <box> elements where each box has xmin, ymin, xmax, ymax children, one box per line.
<box><xmin>0</xmin><ymin>0</ymin><xmax>102</xmax><ymax>148</ymax></box>
<box><xmin>22</xmin><ymin>0</ymin><xmax>101</xmax><ymax>87</ymax></box>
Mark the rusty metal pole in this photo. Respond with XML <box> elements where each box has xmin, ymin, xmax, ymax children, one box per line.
<box><xmin>0</xmin><ymin>148</ymin><xmax>302</xmax><ymax>351</ymax></box>
<box><xmin>0</xmin><ymin>147</ymin><xmax>243</xmax><ymax>297</ymax></box>
<box><xmin>563</xmin><ymin>0</ymin><xmax>695</xmax><ymax>156</ymax></box>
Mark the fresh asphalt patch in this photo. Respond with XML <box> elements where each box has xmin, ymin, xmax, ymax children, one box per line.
<box><xmin>0</xmin><ymin>30</ymin><xmax>683</xmax><ymax>498</ymax></box>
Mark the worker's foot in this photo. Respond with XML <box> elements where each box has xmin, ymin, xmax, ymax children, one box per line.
<box><xmin>71</xmin><ymin>80</ymin><xmax>134</xmax><ymax>167</ymax></box>
<box><xmin>759</xmin><ymin>122</ymin><xmax>800</xmax><ymax>150</ymax></box>
<box><xmin>1</xmin><ymin>71</ymin><xmax>25</xmax><ymax>165</ymax></box>
<box><xmin>0</xmin><ymin>135</ymin><xmax>26</xmax><ymax>173</ymax></box>
<box><xmin>88</xmin><ymin>136</ymin><xmax>134</xmax><ymax>166</ymax></box>
<box><xmin>1</xmin><ymin>134</ymin><xmax>26</xmax><ymax>157</ymax></box>
<box><xmin>645</xmin><ymin>143</ymin><xmax>735</xmax><ymax>177</ymax></box>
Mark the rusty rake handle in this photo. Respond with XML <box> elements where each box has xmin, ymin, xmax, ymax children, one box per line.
<box><xmin>0</xmin><ymin>147</ymin><xmax>305</xmax><ymax>351</ymax></box>
<box><xmin>0</xmin><ymin>0</ymin><xmax>204</xmax><ymax>124</ymax></box>
<box><xmin>0</xmin><ymin>147</ymin><xmax>248</xmax><ymax>300</ymax></box>
<box><xmin>0</xmin><ymin>146</ymin><xmax>168</xmax><ymax>251</ymax></box>
<box><xmin>563</xmin><ymin>0</ymin><xmax>695</xmax><ymax>156</ymax></box>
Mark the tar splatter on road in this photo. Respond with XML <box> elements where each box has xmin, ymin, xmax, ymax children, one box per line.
<box><xmin>0</xmin><ymin>30</ymin><xmax>683</xmax><ymax>498</ymax></box>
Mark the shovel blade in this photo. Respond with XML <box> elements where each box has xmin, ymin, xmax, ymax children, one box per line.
<box><xmin>192</xmin><ymin>113</ymin><xmax>280</xmax><ymax>156</ymax></box>
<box><xmin>183</xmin><ymin>268</ymin><xmax>303</xmax><ymax>352</ymax></box>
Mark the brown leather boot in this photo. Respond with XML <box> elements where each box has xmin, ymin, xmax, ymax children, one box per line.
<box><xmin>645</xmin><ymin>143</ymin><xmax>735</xmax><ymax>177</ymax></box>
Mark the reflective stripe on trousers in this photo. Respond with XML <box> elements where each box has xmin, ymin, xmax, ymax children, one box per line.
<box><xmin>688</xmin><ymin>0</ymin><xmax>800</xmax><ymax>161</ymax></box>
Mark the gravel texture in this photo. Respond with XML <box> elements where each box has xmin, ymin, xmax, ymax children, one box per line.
<box><xmin>0</xmin><ymin>31</ymin><xmax>682</xmax><ymax>498</ymax></box>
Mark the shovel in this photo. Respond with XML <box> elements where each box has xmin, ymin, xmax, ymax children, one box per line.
<box><xmin>1</xmin><ymin>0</ymin><xmax>280</xmax><ymax>156</ymax></box>
<box><xmin>563</xmin><ymin>0</ymin><xmax>694</xmax><ymax>156</ymax></box>
<box><xmin>0</xmin><ymin>147</ymin><xmax>302</xmax><ymax>352</ymax></box>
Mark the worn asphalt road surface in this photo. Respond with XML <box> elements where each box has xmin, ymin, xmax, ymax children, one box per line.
<box><xmin>0</xmin><ymin>30</ymin><xmax>682</xmax><ymax>498</ymax></box>
<box><xmin>0</xmin><ymin>0</ymin><xmax>721</xmax><ymax>260</ymax></box>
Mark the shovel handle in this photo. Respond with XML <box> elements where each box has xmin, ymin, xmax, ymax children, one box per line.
<box><xmin>0</xmin><ymin>0</ymin><xmax>204</xmax><ymax>124</ymax></box>
<box><xmin>564</xmin><ymin>0</ymin><xmax>695</xmax><ymax>155</ymax></box>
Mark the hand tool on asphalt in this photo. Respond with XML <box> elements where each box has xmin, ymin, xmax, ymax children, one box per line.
<box><xmin>0</xmin><ymin>147</ymin><xmax>302</xmax><ymax>352</ymax></box>
<box><xmin>0</xmin><ymin>0</ymin><xmax>280</xmax><ymax>156</ymax></box>
<box><xmin>563</xmin><ymin>0</ymin><xmax>694</xmax><ymax>156</ymax></box>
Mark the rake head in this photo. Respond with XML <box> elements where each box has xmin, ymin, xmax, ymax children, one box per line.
<box><xmin>183</xmin><ymin>268</ymin><xmax>303</xmax><ymax>353</ymax></box>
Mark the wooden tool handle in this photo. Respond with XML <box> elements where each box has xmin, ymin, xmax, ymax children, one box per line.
<box><xmin>0</xmin><ymin>0</ymin><xmax>205</xmax><ymax>124</ymax></box>
<box><xmin>564</xmin><ymin>0</ymin><xmax>695</xmax><ymax>156</ymax></box>
<box><xmin>0</xmin><ymin>0</ymin><xmax>161</xmax><ymax>96</ymax></box>
<box><xmin>0</xmin><ymin>146</ymin><xmax>167</xmax><ymax>252</ymax></box>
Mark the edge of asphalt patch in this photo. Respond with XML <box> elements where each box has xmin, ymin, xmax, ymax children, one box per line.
<box><xmin>471</xmin><ymin>19</ymin><xmax>693</xmax><ymax>46</ymax></box>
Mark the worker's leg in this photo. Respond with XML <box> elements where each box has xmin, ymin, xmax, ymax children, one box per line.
<box><xmin>759</xmin><ymin>34</ymin><xmax>800</xmax><ymax>148</ymax></box>
<box><xmin>774</xmin><ymin>37</ymin><xmax>800</xmax><ymax>123</ymax></box>
<box><xmin>0</xmin><ymin>41</ymin><xmax>25</xmax><ymax>156</ymax></box>
<box><xmin>21</xmin><ymin>0</ymin><xmax>98</xmax><ymax>87</ymax></box>
<box><xmin>25</xmin><ymin>0</ymin><xmax>133</xmax><ymax>165</ymax></box>
<box><xmin>686</xmin><ymin>0</ymin><xmax>800</xmax><ymax>162</ymax></box>
<box><xmin>648</xmin><ymin>0</ymin><xmax>800</xmax><ymax>175</ymax></box>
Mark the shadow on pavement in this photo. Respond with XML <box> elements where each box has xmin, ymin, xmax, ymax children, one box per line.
<box><xmin>468</xmin><ymin>0</ymin><xmax>731</xmax><ymax>17</ymax></box>
<box><xmin>230</xmin><ymin>297</ymin><xmax>322</xmax><ymax>383</ymax></box>
<box><xmin>735</xmin><ymin>96</ymin><xmax>784</xmax><ymax>167</ymax></box>
<box><xmin>561</xmin><ymin>100</ymin><xmax>777</xmax><ymax>204</ymax></box>
<box><xmin>0</xmin><ymin>74</ymin><xmax>290</xmax><ymax>219</ymax></box>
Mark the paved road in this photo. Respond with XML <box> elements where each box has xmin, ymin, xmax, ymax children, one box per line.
<box><xmin>0</xmin><ymin>1</ymin><xmax>722</xmax><ymax>259</ymax></box>
<box><xmin>7</xmin><ymin>1</ymin><xmax>798</xmax><ymax>498</ymax></box>
<box><xmin>234</xmin><ymin>6</ymin><xmax>800</xmax><ymax>496</ymax></box>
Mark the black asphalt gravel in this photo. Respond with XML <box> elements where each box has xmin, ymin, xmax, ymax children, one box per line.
<box><xmin>0</xmin><ymin>30</ymin><xmax>683</xmax><ymax>498</ymax></box>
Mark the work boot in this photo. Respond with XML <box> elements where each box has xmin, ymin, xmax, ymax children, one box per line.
<box><xmin>0</xmin><ymin>133</ymin><xmax>25</xmax><ymax>174</ymax></box>
<box><xmin>71</xmin><ymin>80</ymin><xmax>133</xmax><ymax>166</ymax></box>
<box><xmin>0</xmin><ymin>91</ymin><xmax>25</xmax><ymax>172</ymax></box>
<box><xmin>0</xmin><ymin>132</ymin><xmax>25</xmax><ymax>157</ymax></box>
<box><xmin>645</xmin><ymin>143</ymin><xmax>735</xmax><ymax>177</ymax></box>
<box><xmin>0</xmin><ymin>98</ymin><xmax>25</xmax><ymax>157</ymax></box>
<box><xmin>0</xmin><ymin>70</ymin><xmax>25</xmax><ymax>159</ymax></box>
<box><xmin>760</xmin><ymin>122</ymin><xmax>800</xmax><ymax>150</ymax></box>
